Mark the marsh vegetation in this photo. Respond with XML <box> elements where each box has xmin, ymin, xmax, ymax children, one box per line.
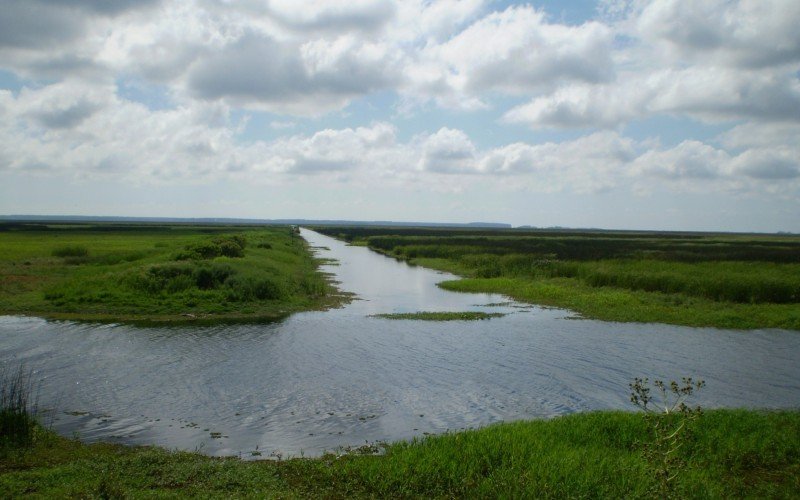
<box><xmin>316</xmin><ymin>226</ymin><xmax>800</xmax><ymax>329</ymax></box>
<box><xmin>0</xmin><ymin>222</ymin><xmax>341</xmax><ymax>323</ymax></box>
<box><xmin>1</xmin><ymin>409</ymin><xmax>798</xmax><ymax>497</ymax></box>
<box><xmin>0</xmin><ymin>365</ymin><xmax>37</xmax><ymax>453</ymax></box>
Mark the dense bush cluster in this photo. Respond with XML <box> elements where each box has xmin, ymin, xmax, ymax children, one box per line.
<box><xmin>130</xmin><ymin>263</ymin><xmax>232</xmax><ymax>293</ymax></box>
<box><xmin>223</xmin><ymin>276</ymin><xmax>283</xmax><ymax>301</ymax></box>
<box><xmin>175</xmin><ymin>234</ymin><xmax>247</xmax><ymax>260</ymax></box>
<box><xmin>51</xmin><ymin>245</ymin><xmax>89</xmax><ymax>258</ymax></box>
<box><xmin>127</xmin><ymin>262</ymin><xmax>286</xmax><ymax>302</ymax></box>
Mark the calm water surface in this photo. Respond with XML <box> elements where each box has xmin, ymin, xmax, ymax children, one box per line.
<box><xmin>2</xmin><ymin>229</ymin><xmax>799</xmax><ymax>457</ymax></box>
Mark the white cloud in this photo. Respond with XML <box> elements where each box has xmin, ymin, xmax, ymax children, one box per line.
<box><xmin>269</xmin><ymin>122</ymin><xmax>399</xmax><ymax>173</ymax></box>
<box><xmin>632</xmin><ymin>140</ymin><xmax>730</xmax><ymax>180</ymax></box>
<box><xmin>2</xmin><ymin>79</ymin><xmax>796</xmax><ymax>198</ymax></box>
<box><xmin>183</xmin><ymin>30</ymin><xmax>400</xmax><ymax>115</ymax></box>
<box><xmin>731</xmin><ymin>149</ymin><xmax>800</xmax><ymax>180</ymax></box>
<box><xmin>503</xmin><ymin>83</ymin><xmax>638</xmax><ymax>129</ymax></box>
<box><xmin>264</xmin><ymin>0</ymin><xmax>396</xmax><ymax>33</ymax></box>
<box><xmin>405</xmin><ymin>5</ymin><xmax>614</xmax><ymax>109</ymax></box>
<box><xmin>505</xmin><ymin>66</ymin><xmax>800</xmax><ymax>129</ymax></box>
<box><xmin>418</xmin><ymin>128</ymin><xmax>478</xmax><ymax>173</ymax></box>
<box><xmin>480</xmin><ymin>131</ymin><xmax>637</xmax><ymax>192</ymax></box>
<box><xmin>398</xmin><ymin>0</ymin><xmax>486</xmax><ymax>43</ymax></box>
<box><xmin>631</xmin><ymin>136</ymin><xmax>800</xmax><ymax>195</ymax></box>
<box><xmin>719</xmin><ymin>122</ymin><xmax>800</xmax><ymax>150</ymax></box>
<box><xmin>15</xmin><ymin>81</ymin><xmax>112</xmax><ymax>129</ymax></box>
<box><xmin>635</xmin><ymin>0</ymin><xmax>800</xmax><ymax>68</ymax></box>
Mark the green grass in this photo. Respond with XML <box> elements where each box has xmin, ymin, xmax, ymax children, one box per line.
<box><xmin>371</xmin><ymin>311</ymin><xmax>505</xmax><ymax>321</ymax></box>
<box><xmin>313</xmin><ymin>226</ymin><xmax>800</xmax><ymax>330</ymax></box>
<box><xmin>438</xmin><ymin>277</ymin><xmax>800</xmax><ymax>330</ymax></box>
<box><xmin>2</xmin><ymin>410</ymin><xmax>798</xmax><ymax>498</ymax></box>
<box><xmin>1</xmin><ymin>366</ymin><xmax>37</xmax><ymax>452</ymax></box>
<box><xmin>0</xmin><ymin>223</ymin><xmax>345</xmax><ymax>323</ymax></box>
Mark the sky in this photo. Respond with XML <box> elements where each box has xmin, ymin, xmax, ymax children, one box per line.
<box><xmin>0</xmin><ymin>0</ymin><xmax>799</xmax><ymax>232</ymax></box>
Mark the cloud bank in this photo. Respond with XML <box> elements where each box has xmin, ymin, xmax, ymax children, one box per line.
<box><xmin>0</xmin><ymin>0</ymin><xmax>798</xmax><ymax>228</ymax></box>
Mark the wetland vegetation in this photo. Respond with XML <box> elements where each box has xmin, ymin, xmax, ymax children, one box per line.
<box><xmin>316</xmin><ymin>226</ymin><xmax>800</xmax><ymax>330</ymax></box>
<box><xmin>0</xmin><ymin>222</ymin><xmax>343</xmax><ymax>323</ymax></box>
<box><xmin>1</xmin><ymin>409</ymin><xmax>798</xmax><ymax>498</ymax></box>
<box><xmin>2</xmin><ymin>225</ymin><xmax>799</xmax><ymax>497</ymax></box>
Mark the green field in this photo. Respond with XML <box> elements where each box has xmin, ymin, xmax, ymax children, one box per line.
<box><xmin>2</xmin><ymin>410</ymin><xmax>798</xmax><ymax>498</ymax></box>
<box><xmin>0</xmin><ymin>222</ymin><xmax>344</xmax><ymax>323</ymax></box>
<box><xmin>315</xmin><ymin>226</ymin><xmax>800</xmax><ymax>330</ymax></box>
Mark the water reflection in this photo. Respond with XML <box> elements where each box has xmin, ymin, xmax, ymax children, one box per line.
<box><xmin>1</xmin><ymin>229</ymin><xmax>798</xmax><ymax>458</ymax></box>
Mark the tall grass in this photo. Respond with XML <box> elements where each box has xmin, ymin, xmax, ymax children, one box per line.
<box><xmin>0</xmin><ymin>364</ymin><xmax>37</xmax><ymax>449</ymax></box>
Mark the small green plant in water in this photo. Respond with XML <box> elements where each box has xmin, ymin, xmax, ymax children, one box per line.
<box><xmin>629</xmin><ymin>376</ymin><xmax>705</xmax><ymax>498</ymax></box>
<box><xmin>1</xmin><ymin>364</ymin><xmax>38</xmax><ymax>451</ymax></box>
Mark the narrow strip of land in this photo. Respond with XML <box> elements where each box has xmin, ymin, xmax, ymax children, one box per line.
<box><xmin>317</xmin><ymin>226</ymin><xmax>800</xmax><ymax>330</ymax></box>
<box><xmin>0</xmin><ymin>223</ymin><xmax>345</xmax><ymax>323</ymax></box>
<box><xmin>372</xmin><ymin>311</ymin><xmax>505</xmax><ymax>320</ymax></box>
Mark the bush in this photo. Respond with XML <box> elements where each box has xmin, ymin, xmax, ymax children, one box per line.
<box><xmin>129</xmin><ymin>264</ymin><xmax>194</xmax><ymax>294</ymax></box>
<box><xmin>224</xmin><ymin>276</ymin><xmax>284</xmax><ymax>302</ymax></box>
<box><xmin>175</xmin><ymin>235</ymin><xmax>247</xmax><ymax>260</ymax></box>
<box><xmin>193</xmin><ymin>264</ymin><xmax>234</xmax><ymax>290</ymax></box>
<box><xmin>52</xmin><ymin>245</ymin><xmax>89</xmax><ymax>258</ymax></box>
<box><xmin>217</xmin><ymin>240</ymin><xmax>244</xmax><ymax>258</ymax></box>
<box><xmin>252</xmin><ymin>278</ymin><xmax>282</xmax><ymax>300</ymax></box>
<box><xmin>166</xmin><ymin>274</ymin><xmax>195</xmax><ymax>293</ymax></box>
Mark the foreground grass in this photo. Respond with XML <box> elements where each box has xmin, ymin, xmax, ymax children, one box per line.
<box><xmin>1</xmin><ymin>410</ymin><xmax>798</xmax><ymax>498</ymax></box>
<box><xmin>315</xmin><ymin>226</ymin><xmax>800</xmax><ymax>330</ymax></box>
<box><xmin>0</xmin><ymin>223</ymin><xmax>344</xmax><ymax>323</ymax></box>
<box><xmin>372</xmin><ymin>311</ymin><xmax>505</xmax><ymax>321</ymax></box>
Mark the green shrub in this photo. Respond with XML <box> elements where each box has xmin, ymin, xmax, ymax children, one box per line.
<box><xmin>175</xmin><ymin>235</ymin><xmax>247</xmax><ymax>260</ymax></box>
<box><xmin>192</xmin><ymin>264</ymin><xmax>234</xmax><ymax>290</ymax></box>
<box><xmin>52</xmin><ymin>245</ymin><xmax>89</xmax><ymax>258</ymax></box>
<box><xmin>224</xmin><ymin>276</ymin><xmax>284</xmax><ymax>302</ymax></box>
<box><xmin>224</xmin><ymin>276</ymin><xmax>250</xmax><ymax>302</ymax></box>
<box><xmin>217</xmin><ymin>240</ymin><xmax>244</xmax><ymax>258</ymax></box>
<box><xmin>252</xmin><ymin>278</ymin><xmax>282</xmax><ymax>300</ymax></box>
<box><xmin>129</xmin><ymin>264</ymin><xmax>195</xmax><ymax>294</ymax></box>
<box><xmin>175</xmin><ymin>242</ymin><xmax>220</xmax><ymax>260</ymax></box>
<box><xmin>166</xmin><ymin>274</ymin><xmax>194</xmax><ymax>293</ymax></box>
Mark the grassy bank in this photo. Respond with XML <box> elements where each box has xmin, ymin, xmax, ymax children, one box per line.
<box><xmin>1</xmin><ymin>410</ymin><xmax>798</xmax><ymax>497</ymax></box>
<box><xmin>0</xmin><ymin>223</ymin><xmax>345</xmax><ymax>323</ymax></box>
<box><xmin>315</xmin><ymin>226</ymin><xmax>800</xmax><ymax>330</ymax></box>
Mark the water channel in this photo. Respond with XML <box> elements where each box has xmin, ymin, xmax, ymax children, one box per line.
<box><xmin>1</xmin><ymin>229</ymin><xmax>799</xmax><ymax>458</ymax></box>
